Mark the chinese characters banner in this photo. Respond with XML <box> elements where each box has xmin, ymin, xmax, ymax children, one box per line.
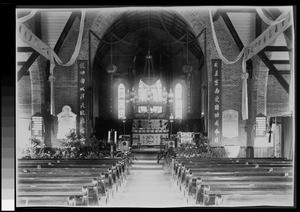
<box><xmin>211</xmin><ymin>59</ymin><xmax>222</xmax><ymax>143</ymax></box>
<box><xmin>78</xmin><ymin>60</ymin><xmax>87</xmax><ymax>138</ymax></box>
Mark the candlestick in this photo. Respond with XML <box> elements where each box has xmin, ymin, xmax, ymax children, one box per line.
<box><xmin>114</xmin><ymin>130</ymin><xmax>117</xmax><ymax>144</ymax></box>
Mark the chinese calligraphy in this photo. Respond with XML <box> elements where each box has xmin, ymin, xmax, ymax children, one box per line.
<box><xmin>211</xmin><ymin>59</ymin><xmax>222</xmax><ymax>143</ymax></box>
<box><xmin>78</xmin><ymin>60</ymin><xmax>87</xmax><ymax>138</ymax></box>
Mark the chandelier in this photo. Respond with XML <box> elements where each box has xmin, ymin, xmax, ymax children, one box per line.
<box><xmin>106</xmin><ymin>35</ymin><xmax>117</xmax><ymax>74</ymax></box>
<box><xmin>125</xmin><ymin>12</ymin><xmax>173</xmax><ymax>109</ymax></box>
<box><xmin>182</xmin><ymin>29</ymin><xmax>193</xmax><ymax>75</ymax></box>
<box><xmin>125</xmin><ymin>50</ymin><xmax>174</xmax><ymax>105</ymax></box>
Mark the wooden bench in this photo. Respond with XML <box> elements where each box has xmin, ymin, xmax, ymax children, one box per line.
<box><xmin>17</xmin><ymin>159</ymin><xmax>127</xmax><ymax>206</ymax></box>
<box><xmin>172</xmin><ymin>157</ymin><xmax>294</xmax><ymax>206</ymax></box>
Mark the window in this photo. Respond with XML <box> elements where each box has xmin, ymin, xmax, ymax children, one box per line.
<box><xmin>118</xmin><ymin>83</ymin><xmax>126</xmax><ymax>119</ymax></box>
<box><xmin>138</xmin><ymin>79</ymin><xmax>163</xmax><ymax>102</ymax></box>
<box><xmin>174</xmin><ymin>83</ymin><xmax>183</xmax><ymax>119</ymax></box>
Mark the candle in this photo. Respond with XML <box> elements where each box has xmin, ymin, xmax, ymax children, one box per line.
<box><xmin>108</xmin><ymin>131</ymin><xmax>111</xmax><ymax>143</ymax></box>
<box><xmin>114</xmin><ymin>130</ymin><xmax>117</xmax><ymax>144</ymax></box>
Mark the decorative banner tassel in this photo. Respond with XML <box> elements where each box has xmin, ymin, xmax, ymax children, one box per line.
<box><xmin>241</xmin><ymin>56</ymin><xmax>248</xmax><ymax>120</ymax></box>
<box><xmin>49</xmin><ymin>63</ymin><xmax>56</xmax><ymax>116</ymax></box>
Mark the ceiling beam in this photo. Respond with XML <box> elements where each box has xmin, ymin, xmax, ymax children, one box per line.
<box><xmin>35</xmin><ymin>11</ymin><xmax>42</xmax><ymax>39</ymax></box>
<box><xmin>53</xmin><ymin>11</ymin><xmax>80</xmax><ymax>53</ymax></box>
<box><xmin>262</xmin><ymin>8</ymin><xmax>292</xmax><ymax>41</ymax></box>
<box><xmin>255</xmin><ymin>11</ymin><xmax>262</xmax><ymax>37</ymax></box>
<box><xmin>17</xmin><ymin>61</ymin><xmax>26</xmax><ymax>66</ymax></box>
<box><xmin>256</xmin><ymin>10</ymin><xmax>290</xmax><ymax>93</ymax></box>
<box><xmin>258</xmin><ymin>51</ymin><xmax>289</xmax><ymax>93</ymax></box>
<box><xmin>220</xmin><ymin>11</ymin><xmax>253</xmax><ymax>77</ymax></box>
<box><xmin>269</xmin><ymin>70</ymin><xmax>290</xmax><ymax>75</ymax></box>
<box><xmin>218</xmin><ymin>8</ymin><xmax>256</xmax><ymax>13</ymax></box>
<box><xmin>17</xmin><ymin>47</ymin><xmax>34</xmax><ymax>52</ymax></box>
<box><xmin>171</xmin><ymin>13</ymin><xmax>176</xmax><ymax>35</ymax></box>
<box><xmin>263</xmin><ymin>46</ymin><xmax>291</xmax><ymax>51</ymax></box>
<box><xmin>269</xmin><ymin>60</ymin><xmax>290</xmax><ymax>64</ymax></box>
<box><xmin>18</xmin><ymin>12</ymin><xmax>41</xmax><ymax>82</ymax></box>
<box><xmin>17</xmin><ymin>51</ymin><xmax>39</xmax><ymax>82</ymax></box>
<box><xmin>46</xmin><ymin>11</ymin><xmax>80</xmax><ymax>78</ymax></box>
<box><xmin>220</xmin><ymin>12</ymin><xmax>244</xmax><ymax>49</ymax></box>
<box><xmin>213</xmin><ymin>10</ymin><xmax>220</xmax><ymax>22</ymax></box>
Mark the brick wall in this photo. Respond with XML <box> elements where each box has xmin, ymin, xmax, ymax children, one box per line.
<box><xmin>178</xmin><ymin>9</ymin><xmax>247</xmax><ymax>146</ymax></box>
<box><xmin>267</xmin><ymin>75</ymin><xmax>290</xmax><ymax>116</ymax></box>
<box><xmin>17</xmin><ymin>8</ymin><xmax>292</xmax><ymax>149</ymax></box>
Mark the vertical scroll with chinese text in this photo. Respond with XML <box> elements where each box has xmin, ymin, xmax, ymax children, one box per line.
<box><xmin>78</xmin><ymin>60</ymin><xmax>87</xmax><ymax>138</ymax></box>
<box><xmin>211</xmin><ymin>59</ymin><xmax>222</xmax><ymax>143</ymax></box>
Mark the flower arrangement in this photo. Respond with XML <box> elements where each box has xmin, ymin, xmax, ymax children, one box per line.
<box><xmin>21</xmin><ymin>137</ymin><xmax>46</xmax><ymax>159</ymax></box>
<box><xmin>174</xmin><ymin>137</ymin><xmax>227</xmax><ymax>158</ymax></box>
<box><xmin>20</xmin><ymin>129</ymin><xmax>112</xmax><ymax>159</ymax></box>
<box><xmin>161</xmin><ymin>137</ymin><xmax>227</xmax><ymax>173</ymax></box>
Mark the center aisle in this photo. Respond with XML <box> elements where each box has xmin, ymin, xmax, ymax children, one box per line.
<box><xmin>108</xmin><ymin>153</ymin><xmax>187</xmax><ymax>207</ymax></box>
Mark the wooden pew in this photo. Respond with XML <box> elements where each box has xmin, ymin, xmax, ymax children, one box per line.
<box><xmin>17</xmin><ymin>159</ymin><xmax>127</xmax><ymax>206</ymax></box>
<box><xmin>172</xmin><ymin>158</ymin><xmax>294</xmax><ymax>206</ymax></box>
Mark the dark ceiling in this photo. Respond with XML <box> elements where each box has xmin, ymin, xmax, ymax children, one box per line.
<box><xmin>94</xmin><ymin>9</ymin><xmax>205</xmax><ymax>67</ymax></box>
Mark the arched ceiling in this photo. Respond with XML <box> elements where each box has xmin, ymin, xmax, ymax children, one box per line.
<box><xmin>95</xmin><ymin>9</ymin><xmax>204</xmax><ymax>66</ymax></box>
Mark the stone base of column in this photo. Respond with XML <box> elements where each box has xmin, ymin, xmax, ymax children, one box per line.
<box><xmin>246</xmin><ymin>146</ymin><xmax>254</xmax><ymax>158</ymax></box>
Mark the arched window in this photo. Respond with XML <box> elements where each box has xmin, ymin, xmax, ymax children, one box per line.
<box><xmin>118</xmin><ymin>83</ymin><xmax>126</xmax><ymax>119</ymax></box>
<box><xmin>174</xmin><ymin>83</ymin><xmax>183</xmax><ymax>119</ymax></box>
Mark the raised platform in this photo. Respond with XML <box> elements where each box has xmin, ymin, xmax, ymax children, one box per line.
<box><xmin>131</xmin><ymin>145</ymin><xmax>164</xmax><ymax>153</ymax></box>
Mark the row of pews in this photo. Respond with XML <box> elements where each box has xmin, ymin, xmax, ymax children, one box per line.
<box><xmin>171</xmin><ymin>157</ymin><xmax>294</xmax><ymax>206</ymax></box>
<box><xmin>17</xmin><ymin>158</ymin><xmax>129</xmax><ymax>206</ymax></box>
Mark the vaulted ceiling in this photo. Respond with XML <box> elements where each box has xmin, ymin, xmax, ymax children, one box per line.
<box><xmin>95</xmin><ymin>10</ymin><xmax>205</xmax><ymax>66</ymax></box>
<box><xmin>17</xmin><ymin>7</ymin><xmax>293</xmax><ymax>88</ymax></box>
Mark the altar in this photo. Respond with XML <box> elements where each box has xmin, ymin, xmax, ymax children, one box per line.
<box><xmin>124</xmin><ymin>51</ymin><xmax>174</xmax><ymax>148</ymax></box>
<box><xmin>132</xmin><ymin>119</ymin><xmax>169</xmax><ymax>146</ymax></box>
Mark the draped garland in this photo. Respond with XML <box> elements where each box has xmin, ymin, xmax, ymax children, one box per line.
<box><xmin>256</xmin><ymin>8</ymin><xmax>290</xmax><ymax>26</ymax></box>
<box><xmin>208</xmin><ymin>8</ymin><xmax>292</xmax><ymax>120</ymax></box>
<box><xmin>17</xmin><ymin>10</ymin><xmax>86</xmax><ymax>115</ymax></box>
<box><xmin>208</xmin><ymin>9</ymin><xmax>248</xmax><ymax>120</ymax></box>
<box><xmin>17</xmin><ymin>10</ymin><xmax>86</xmax><ymax>67</ymax></box>
<box><xmin>18</xmin><ymin>8</ymin><xmax>292</xmax><ymax>118</ymax></box>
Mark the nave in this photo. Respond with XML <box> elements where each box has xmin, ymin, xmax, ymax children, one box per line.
<box><xmin>15</xmin><ymin>6</ymin><xmax>295</xmax><ymax>209</ymax></box>
<box><xmin>108</xmin><ymin>154</ymin><xmax>186</xmax><ymax>207</ymax></box>
<box><xmin>17</xmin><ymin>152</ymin><xmax>293</xmax><ymax>208</ymax></box>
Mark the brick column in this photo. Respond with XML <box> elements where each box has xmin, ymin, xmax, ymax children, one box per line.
<box><xmin>29</xmin><ymin>60</ymin><xmax>45</xmax><ymax>116</ymax></box>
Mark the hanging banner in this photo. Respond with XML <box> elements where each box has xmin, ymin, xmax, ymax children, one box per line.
<box><xmin>17</xmin><ymin>21</ymin><xmax>55</xmax><ymax>63</ymax></box>
<box><xmin>78</xmin><ymin>60</ymin><xmax>88</xmax><ymax>138</ymax></box>
<box><xmin>211</xmin><ymin>59</ymin><xmax>222</xmax><ymax>143</ymax></box>
<box><xmin>244</xmin><ymin>11</ymin><xmax>292</xmax><ymax>61</ymax></box>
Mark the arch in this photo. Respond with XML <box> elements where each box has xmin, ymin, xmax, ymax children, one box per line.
<box><xmin>93</xmin><ymin>9</ymin><xmax>204</xmax><ymax>65</ymax></box>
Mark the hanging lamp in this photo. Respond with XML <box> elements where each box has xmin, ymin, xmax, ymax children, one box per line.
<box><xmin>106</xmin><ymin>34</ymin><xmax>117</xmax><ymax>74</ymax></box>
<box><xmin>182</xmin><ymin>29</ymin><xmax>193</xmax><ymax>113</ymax></box>
<box><xmin>182</xmin><ymin>29</ymin><xmax>193</xmax><ymax>75</ymax></box>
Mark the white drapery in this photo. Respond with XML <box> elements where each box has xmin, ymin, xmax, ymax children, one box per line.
<box><xmin>17</xmin><ymin>10</ymin><xmax>86</xmax><ymax>115</ymax></box>
<box><xmin>17</xmin><ymin>10</ymin><xmax>86</xmax><ymax>66</ymax></box>
<box><xmin>208</xmin><ymin>8</ymin><xmax>292</xmax><ymax>120</ymax></box>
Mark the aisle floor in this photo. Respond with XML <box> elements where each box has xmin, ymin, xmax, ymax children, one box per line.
<box><xmin>107</xmin><ymin>155</ymin><xmax>187</xmax><ymax>207</ymax></box>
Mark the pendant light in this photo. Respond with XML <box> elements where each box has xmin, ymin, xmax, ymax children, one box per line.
<box><xmin>106</xmin><ymin>34</ymin><xmax>117</xmax><ymax>74</ymax></box>
<box><xmin>182</xmin><ymin>29</ymin><xmax>193</xmax><ymax>75</ymax></box>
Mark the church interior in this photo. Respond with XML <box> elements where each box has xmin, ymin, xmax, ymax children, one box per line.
<box><xmin>16</xmin><ymin>6</ymin><xmax>295</xmax><ymax>207</ymax></box>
